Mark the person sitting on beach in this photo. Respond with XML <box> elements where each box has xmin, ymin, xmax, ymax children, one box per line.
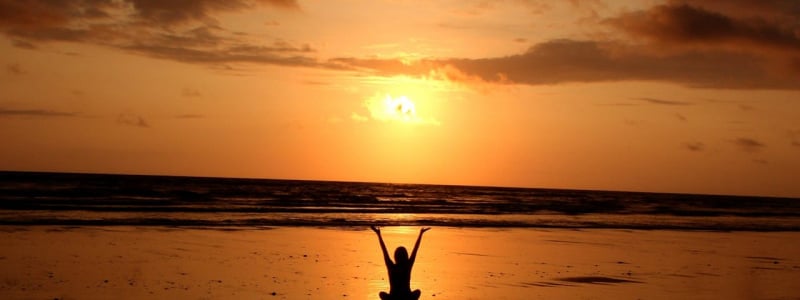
<box><xmin>370</xmin><ymin>226</ymin><xmax>431</xmax><ymax>300</ymax></box>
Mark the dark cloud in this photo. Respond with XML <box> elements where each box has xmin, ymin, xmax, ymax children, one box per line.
<box><xmin>597</xmin><ymin>102</ymin><xmax>637</xmax><ymax>107</ymax></box>
<box><xmin>123</xmin><ymin>42</ymin><xmax>324</xmax><ymax>68</ymax></box>
<box><xmin>624</xmin><ymin>119</ymin><xmax>643</xmax><ymax>127</ymax></box>
<box><xmin>0</xmin><ymin>108</ymin><xmax>77</xmax><ymax>117</ymax></box>
<box><xmin>0</xmin><ymin>0</ymin><xmax>114</xmax><ymax>28</ymax></box>
<box><xmin>684</xmin><ymin>142</ymin><xmax>705</xmax><ymax>152</ymax></box>
<box><xmin>336</xmin><ymin>39</ymin><xmax>800</xmax><ymax>89</ymax></box>
<box><xmin>672</xmin><ymin>0</ymin><xmax>800</xmax><ymax>21</ymax></box>
<box><xmin>732</xmin><ymin>137</ymin><xmax>765</xmax><ymax>153</ymax></box>
<box><xmin>116</xmin><ymin>25</ymin><xmax>325</xmax><ymax>68</ymax></box>
<box><xmin>636</xmin><ymin>97</ymin><xmax>692</xmax><ymax>106</ymax></box>
<box><xmin>602</xmin><ymin>1</ymin><xmax>800</xmax><ymax>85</ymax></box>
<box><xmin>231</xmin><ymin>40</ymin><xmax>314</xmax><ymax>53</ymax></box>
<box><xmin>302</xmin><ymin>80</ymin><xmax>329</xmax><ymax>86</ymax></box>
<box><xmin>6</xmin><ymin>63</ymin><xmax>24</xmax><ymax>75</ymax></box>
<box><xmin>738</xmin><ymin>104</ymin><xmax>755</xmax><ymax>111</ymax></box>
<box><xmin>0</xmin><ymin>1</ymin><xmax>118</xmax><ymax>44</ymax></box>
<box><xmin>0</xmin><ymin>0</ymin><xmax>297</xmax><ymax>29</ymax></box>
<box><xmin>182</xmin><ymin>88</ymin><xmax>201</xmax><ymax>97</ymax></box>
<box><xmin>11</xmin><ymin>39</ymin><xmax>37</xmax><ymax>49</ymax></box>
<box><xmin>117</xmin><ymin>113</ymin><xmax>149</xmax><ymax>128</ymax></box>
<box><xmin>2</xmin><ymin>0</ymin><xmax>798</xmax><ymax>90</ymax></box>
<box><xmin>0</xmin><ymin>0</ymin><xmax>314</xmax><ymax>69</ymax></box>
<box><xmin>789</xmin><ymin>130</ymin><xmax>800</xmax><ymax>147</ymax></box>
<box><xmin>606</xmin><ymin>3</ymin><xmax>800</xmax><ymax>53</ymax></box>
<box><xmin>371</xmin><ymin>2</ymin><xmax>798</xmax><ymax>89</ymax></box>
<box><xmin>175</xmin><ymin>114</ymin><xmax>204</xmax><ymax>119</ymax></box>
<box><xmin>422</xmin><ymin>1</ymin><xmax>800</xmax><ymax>91</ymax></box>
<box><xmin>5</xmin><ymin>26</ymin><xmax>93</xmax><ymax>43</ymax></box>
<box><xmin>128</xmin><ymin>0</ymin><xmax>298</xmax><ymax>25</ymax></box>
<box><xmin>675</xmin><ymin>113</ymin><xmax>688</xmax><ymax>121</ymax></box>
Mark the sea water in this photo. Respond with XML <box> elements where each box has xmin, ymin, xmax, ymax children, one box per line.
<box><xmin>1</xmin><ymin>171</ymin><xmax>799</xmax><ymax>230</ymax></box>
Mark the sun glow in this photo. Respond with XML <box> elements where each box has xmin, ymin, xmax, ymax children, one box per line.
<box><xmin>361</xmin><ymin>92</ymin><xmax>440</xmax><ymax>126</ymax></box>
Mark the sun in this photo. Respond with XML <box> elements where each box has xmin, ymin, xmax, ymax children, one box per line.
<box><xmin>360</xmin><ymin>91</ymin><xmax>439</xmax><ymax>125</ymax></box>
<box><xmin>385</xmin><ymin>95</ymin><xmax>416</xmax><ymax>121</ymax></box>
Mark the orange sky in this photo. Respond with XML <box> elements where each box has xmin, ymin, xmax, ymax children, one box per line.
<box><xmin>1</xmin><ymin>0</ymin><xmax>799</xmax><ymax>197</ymax></box>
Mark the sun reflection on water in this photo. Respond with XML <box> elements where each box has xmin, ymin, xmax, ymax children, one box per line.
<box><xmin>379</xmin><ymin>224</ymin><xmax>418</xmax><ymax>235</ymax></box>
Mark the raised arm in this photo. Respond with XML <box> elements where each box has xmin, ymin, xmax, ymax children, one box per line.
<box><xmin>409</xmin><ymin>227</ymin><xmax>430</xmax><ymax>267</ymax></box>
<box><xmin>371</xmin><ymin>226</ymin><xmax>392</xmax><ymax>267</ymax></box>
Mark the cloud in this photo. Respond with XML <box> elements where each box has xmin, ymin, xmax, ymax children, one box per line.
<box><xmin>635</xmin><ymin>97</ymin><xmax>693</xmax><ymax>106</ymax></box>
<box><xmin>0</xmin><ymin>108</ymin><xmax>77</xmax><ymax>117</ymax></box>
<box><xmin>669</xmin><ymin>0</ymin><xmax>800</xmax><ymax>31</ymax></box>
<box><xmin>331</xmin><ymin>2</ymin><xmax>800</xmax><ymax>90</ymax></box>
<box><xmin>675</xmin><ymin>113</ymin><xmax>688</xmax><ymax>122</ymax></box>
<box><xmin>606</xmin><ymin>3</ymin><xmax>800</xmax><ymax>53</ymax></box>
<box><xmin>0</xmin><ymin>1</ymin><xmax>110</xmax><ymax>28</ymax></box>
<box><xmin>350</xmin><ymin>112</ymin><xmax>368</xmax><ymax>123</ymax></box>
<box><xmin>6</xmin><ymin>63</ymin><xmax>24</xmax><ymax>75</ymax></box>
<box><xmin>3</xmin><ymin>0</ymin><xmax>798</xmax><ymax>90</ymax></box>
<box><xmin>117</xmin><ymin>113</ymin><xmax>149</xmax><ymax>128</ymax></box>
<box><xmin>175</xmin><ymin>114</ymin><xmax>204</xmax><ymax>119</ymax></box>
<box><xmin>684</xmin><ymin>141</ymin><xmax>705</xmax><ymax>152</ymax></box>
<box><xmin>182</xmin><ymin>88</ymin><xmax>201</xmax><ymax>97</ymax></box>
<box><xmin>624</xmin><ymin>119</ymin><xmax>643</xmax><ymax>127</ymax></box>
<box><xmin>11</xmin><ymin>39</ymin><xmax>36</xmax><ymax>49</ymax></box>
<box><xmin>127</xmin><ymin>0</ymin><xmax>298</xmax><ymax>25</ymax></box>
<box><xmin>336</xmin><ymin>39</ymin><xmax>799</xmax><ymax>89</ymax></box>
<box><xmin>789</xmin><ymin>130</ymin><xmax>800</xmax><ymax>147</ymax></box>
<box><xmin>738</xmin><ymin>104</ymin><xmax>755</xmax><ymax>111</ymax></box>
<box><xmin>0</xmin><ymin>0</ymin><xmax>318</xmax><ymax>69</ymax></box>
<box><xmin>0</xmin><ymin>0</ymin><xmax>298</xmax><ymax>29</ymax></box>
<box><xmin>602</xmin><ymin>1</ymin><xmax>800</xmax><ymax>80</ymax></box>
<box><xmin>731</xmin><ymin>137</ymin><xmax>765</xmax><ymax>153</ymax></box>
<box><xmin>123</xmin><ymin>39</ymin><xmax>325</xmax><ymax>68</ymax></box>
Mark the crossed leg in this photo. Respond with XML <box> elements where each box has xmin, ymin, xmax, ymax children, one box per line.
<box><xmin>379</xmin><ymin>290</ymin><xmax>421</xmax><ymax>300</ymax></box>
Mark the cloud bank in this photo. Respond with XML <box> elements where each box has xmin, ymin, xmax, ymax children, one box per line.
<box><xmin>0</xmin><ymin>0</ymin><xmax>325</xmax><ymax>69</ymax></box>
<box><xmin>117</xmin><ymin>113</ymin><xmax>149</xmax><ymax>128</ymax></box>
<box><xmin>2</xmin><ymin>0</ymin><xmax>798</xmax><ymax>89</ymax></box>
<box><xmin>333</xmin><ymin>1</ymin><xmax>800</xmax><ymax>90</ymax></box>
<box><xmin>732</xmin><ymin>137</ymin><xmax>766</xmax><ymax>153</ymax></box>
<box><xmin>0</xmin><ymin>108</ymin><xmax>77</xmax><ymax>117</ymax></box>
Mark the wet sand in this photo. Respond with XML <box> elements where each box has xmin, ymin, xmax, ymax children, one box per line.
<box><xmin>1</xmin><ymin>226</ymin><xmax>799</xmax><ymax>299</ymax></box>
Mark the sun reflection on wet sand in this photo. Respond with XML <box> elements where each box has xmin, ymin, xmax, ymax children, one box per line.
<box><xmin>378</xmin><ymin>224</ymin><xmax>418</xmax><ymax>235</ymax></box>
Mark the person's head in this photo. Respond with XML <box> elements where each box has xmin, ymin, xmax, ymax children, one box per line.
<box><xmin>394</xmin><ymin>246</ymin><xmax>409</xmax><ymax>264</ymax></box>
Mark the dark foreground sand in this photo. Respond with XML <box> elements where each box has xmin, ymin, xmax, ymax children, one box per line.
<box><xmin>1</xmin><ymin>226</ymin><xmax>799</xmax><ymax>299</ymax></box>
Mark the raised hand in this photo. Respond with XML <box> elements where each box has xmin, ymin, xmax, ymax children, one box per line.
<box><xmin>371</xmin><ymin>225</ymin><xmax>381</xmax><ymax>234</ymax></box>
<box><xmin>420</xmin><ymin>227</ymin><xmax>431</xmax><ymax>234</ymax></box>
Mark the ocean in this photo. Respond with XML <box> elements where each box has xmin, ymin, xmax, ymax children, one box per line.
<box><xmin>1</xmin><ymin>171</ymin><xmax>799</xmax><ymax>231</ymax></box>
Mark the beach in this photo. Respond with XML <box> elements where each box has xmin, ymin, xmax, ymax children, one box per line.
<box><xmin>1</xmin><ymin>226</ymin><xmax>798</xmax><ymax>299</ymax></box>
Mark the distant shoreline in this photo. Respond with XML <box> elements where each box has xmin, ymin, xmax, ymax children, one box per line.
<box><xmin>3</xmin><ymin>170</ymin><xmax>796</xmax><ymax>199</ymax></box>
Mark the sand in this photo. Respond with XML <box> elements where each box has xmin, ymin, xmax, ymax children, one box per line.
<box><xmin>1</xmin><ymin>226</ymin><xmax>799</xmax><ymax>299</ymax></box>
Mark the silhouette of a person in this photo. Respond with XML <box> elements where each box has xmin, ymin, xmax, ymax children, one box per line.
<box><xmin>371</xmin><ymin>226</ymin><xmax>431</xmax><ymax>300</ymax></box>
